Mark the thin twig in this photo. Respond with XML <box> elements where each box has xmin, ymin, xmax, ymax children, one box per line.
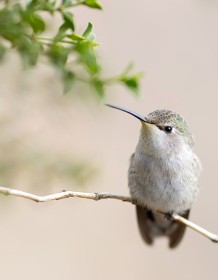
<box><xmin>0</xmin><ymin>186</ymin><xmax>217</xmax><ymax>243</ymax></box>
<box><xmin>0</xmin><ymin>187</ymin><xmax>132</xmax><ymax>203</ymax></box>
<box><xmin>171</xmin><ymin>213</ymin><xmax>218</xmax><ymax>243</ymax></box>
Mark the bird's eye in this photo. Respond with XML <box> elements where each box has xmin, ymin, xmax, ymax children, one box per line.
<box><xmin>164</xmin><ymin>126</ymin><xmax>173</xmax><ymax>133</ymax></box>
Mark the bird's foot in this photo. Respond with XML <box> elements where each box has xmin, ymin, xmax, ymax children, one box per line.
<box><xmin>131</xmin><ymin>198</ymin><xmax>137</xmax><ymax>205</ymax></box>
<box><xmin>165</xmin><ymin>211</ymin><xmax>173</xmax><ymax>221</ymax></box>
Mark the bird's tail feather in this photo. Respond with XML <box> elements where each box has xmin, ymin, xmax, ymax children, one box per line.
<box><xmin>136</xmin><ymin>205</ymin><xmax>190</xmax><ymax>248</ymax></box>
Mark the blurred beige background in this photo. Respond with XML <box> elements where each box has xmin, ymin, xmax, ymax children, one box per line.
<box><xmin>0</xmin><ymin>0</ymin><xmax>218</xmax><ymax>279</ymax></box>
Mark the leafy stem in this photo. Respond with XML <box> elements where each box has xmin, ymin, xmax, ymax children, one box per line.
<box><xmin>0</xmin><ymin>0</ymin><xmax>141</xmax><ymax>98</ymax></box>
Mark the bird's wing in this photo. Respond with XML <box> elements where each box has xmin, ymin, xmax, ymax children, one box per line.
<box><xmin>168</xmin><ymin>210</ymin><xmax>190</xmax><ymax>248</ymax></box>
<box><xmin>136</xmin><ymin>205</ymin><xmax>154</xmax><ymax>245</ymax></box>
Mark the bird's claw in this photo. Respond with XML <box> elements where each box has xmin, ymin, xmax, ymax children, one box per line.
<box><xmin>165</xmin><ymin>211</ymin><xmax>173</xmax><ymax>221</ymax></box>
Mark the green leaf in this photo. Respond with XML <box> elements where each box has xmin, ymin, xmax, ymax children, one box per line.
<box><xmin>67</xmin><ymin>33</ymin><xmax>84</xmax><ymax>42</ymax></box>
<box><xmin>48</xmin><ymin>44</ymin><xmax>69</xmax><ymax>68</ymax></box>
<box><xmin>28</xmin><ymin>40</ymin><xmax>43</xmax><ymax>65</ymax></box>
<box><xmin>27</xmin><ymin>0</ymin><xmax>56</xmax><ymax>13</ymax></box>
<box><xmin>18</xmin><ymin>38</ymin><xmax>42</xmax><ymax>67</ymax></box>
<box><xmin>63</xmin><ymin>12</ymin><xmax>75</xmax><ymax>31</ymax></box>
<box><xmin>62</xmin><ymin>0</ymin><xmax>103</xmax><ymax>9</ymax></box>
<box><xmin>62</xmin><ymin>0</ymin><xmax>74</xmax><ymax>8</ymax></box>
<box><xmin>54</xmin><ymin>23</ymin><xmax>69</xmax><ymax>42</ymax></box>
<box><xmin>82</xmin><ymin>22</ymin><xmax>93</xmax><ymax>38</ymax></box>
<box><xmin>23</xmin><ymin>12</ymin><xmax>45</xmax><ymax>35</ymax></box>
<box><xmin>54</xmin><ymin>12</ymin><xmax>75</xmax><ymax>42</ymax></box>
<box><xmin>67</xmin><ymin>23</ymin><xmax>99</xmax><ymax>45</ymax></box>
<box><xmin>119</xmin><ymin>73</ymin><xmax>142</xmax><ymax>95</ymax></box>
<box><xmin>0</xmin><ymin>4</ymin><xmax>23</xmax><ymax>44</ymax></box>
<box><xmin>62</xmin><ymin>70</ymin><xmax>75</xmax><ymax>93</ymax></box>
<box><xmin>31</xmin><ymin>13</ymin><xmax>45</xmax><ymax>34</ymax></box>
<box><xmin>92</xmin><ymin>78</ymin><xmax>105</xmax><ymax>98</ymax></box>
<box><xmin>82</xmin><ymin>22</ymin><xmax>97</xmax><ymax>42</ymax></box>
<box><xmin>75</xmin><ymin>41</ymin><xmax>100</xmax><ymax>74</ymax></box>
<box><xmin>84</xmin><ymin>0</ymin><xmax>103</xmax><ymax>10</ymax></box>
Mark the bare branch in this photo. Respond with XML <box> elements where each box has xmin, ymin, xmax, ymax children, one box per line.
<box><xmin>0</xmin><ymin>186</ymin><xmax>217</xmax><ymax>243</ymax></box>
<box><xmin>171</xmin><ymin>213</ymin><xmax>218</xmax><ymax>243</ymax></box>
<box><xmin>0</xmin><ymin>186</ymin><xmax>132</xmax><ymax>203</ymax></box>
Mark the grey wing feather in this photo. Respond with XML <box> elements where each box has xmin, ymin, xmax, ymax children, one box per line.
<box><xmin>168</xmin><ymin>210</ymin><xmax>190</xmax><ymax>248</ymax></box>
<box><xmin>136</xmin><ymin>206</ymin><xmax>153</xmax><ymax>245</ymax></box>
<box><xmin>130</xmin><ymin>153</ymin><xmax>153</xmax><ymax>245</ymax></box>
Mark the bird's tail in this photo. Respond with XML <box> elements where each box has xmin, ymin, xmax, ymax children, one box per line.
<box><xmin>136</xmin><ymin>205</ymin><xmax>190</xmax><ymax>248</ymax></box>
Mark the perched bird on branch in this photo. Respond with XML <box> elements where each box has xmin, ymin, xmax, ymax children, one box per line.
<box><xmin>107</xmin><ymin>104</ymin><xmax>201</xmax><ymax>248</ymax></box>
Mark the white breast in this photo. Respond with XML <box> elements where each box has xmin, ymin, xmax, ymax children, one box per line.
<box><xmin>128</xmin><ymin>147</ymin><xmax>201</xmax><ymax>214</ymax></box>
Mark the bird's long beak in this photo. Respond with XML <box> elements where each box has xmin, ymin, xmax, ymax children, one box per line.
<box><xmin>106</xmin><ymin>104</ymin><xmax>149</xmax><ymax>123</ymax></box>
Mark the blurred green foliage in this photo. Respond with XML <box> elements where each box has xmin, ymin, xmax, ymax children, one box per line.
<box><xmin>0</xmin><ymin>0</ymin><xmax>142</xmax><ymax>97</ymax></box>
<box><xmin>0</xmin><ymin>114</ymin><xmax>98</xmax><ymax>191</ymax></box>
<box><xmin>0</xmin><ymin>0</ymin><xmax>142</xmax><ymax>192</ymax></box>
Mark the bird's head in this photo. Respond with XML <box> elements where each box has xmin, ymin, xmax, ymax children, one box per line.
<box><xmin>106</xmin><ymin>104</ymin><xmax>194</xmax><ymax>156</ymax></box>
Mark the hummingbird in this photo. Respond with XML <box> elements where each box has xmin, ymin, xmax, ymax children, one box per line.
<box><xmin>106</xmin><ymin>104</ymin><xmax>201</xmax><ymax>248</ymax></box>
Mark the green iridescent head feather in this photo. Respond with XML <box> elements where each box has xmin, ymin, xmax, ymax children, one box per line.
<box><xmin>147</xmin><ymin>109</ymin><xmax>194</xmax><ymax>147</ymax></box>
